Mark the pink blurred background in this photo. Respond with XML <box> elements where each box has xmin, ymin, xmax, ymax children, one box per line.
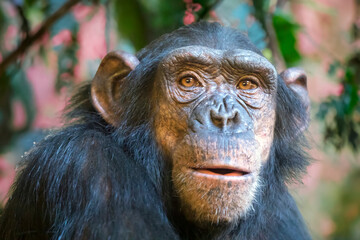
<box><xmin>0</xmin><ymin>0</ymin><xmax>359</xmax><ymax>239</ymax></box>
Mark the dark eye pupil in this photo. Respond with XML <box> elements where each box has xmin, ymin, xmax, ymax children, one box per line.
<box><xmin>237</xmin><ymin>79</ymin><xmax>258</xmax><ymax>90</ymax></box>
<box><xmin>181</xmin><ymin>77</ymin><xmax>195</xmax><ymax>87</ymax></box>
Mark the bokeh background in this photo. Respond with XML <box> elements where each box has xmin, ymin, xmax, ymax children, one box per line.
<box><xmin>0</xmin><ymin>0</ymin><xmax>359</xmax><ymax>239</ymax></box>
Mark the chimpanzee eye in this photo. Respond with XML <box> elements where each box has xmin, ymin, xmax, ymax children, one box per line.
<box><xmin>237</xmin><ymin>77</ymin><xmax>259</xmax><ymax>90</ymax></box>
<box><xmin>179</xmin><ymin>76</ymin><xmax>199</xmax><ymax>88</ymax></box>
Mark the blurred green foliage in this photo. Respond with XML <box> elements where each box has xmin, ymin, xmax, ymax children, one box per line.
<box><xmin>9</xmin><ymin>66</ymin><xmax>36</xmax><ymax>131</ymax></box>
<box><xmin>317</xmin><ymin>53</ymin><xmax>360</xmax><ymax>152</ymax></box>
<box><xmin>272</xmin><ymin>10</ymin><xmax>301</xmax><ymax>66</ymax></box>
<box><xmin>330</xmin><ymin>169</ymin><xmax>360</xmax><ymax>239</ymax></box>
<box><xmin>114</xmin><ymin>0</ymin><xmax>149</xmax><ymax>50</ymax></box>
<box><xmin>232</xmin><ymin>2</ymin><xmax>267</xmax><ymax>50</ymax></box>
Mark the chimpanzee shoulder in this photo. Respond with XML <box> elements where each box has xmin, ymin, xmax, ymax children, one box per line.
<box><xmin>0</xmin><ymin>87</ymin><xmax>178</xmax><ymax>239</ymax></box>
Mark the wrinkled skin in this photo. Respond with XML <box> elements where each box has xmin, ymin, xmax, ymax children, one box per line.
<box><xmin>153</xmin><ymin>46</ymin><xmax>277</xmax><ymax>224</ymax></box>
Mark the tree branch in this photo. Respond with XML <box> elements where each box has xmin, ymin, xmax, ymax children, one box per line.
<box><xmin>265</xmin><ymin>14</ymin><xmax>286</xmax><ymax>71</ymax></box>
<box><xmin>0</xmin><ymin>0</ymin><xmax>81</xmax><ymax>76</ymax></box>
<box><xmin>13</xmin><ymin>3</ymin><xmax>30</xmax><ymax>39</ymax></box>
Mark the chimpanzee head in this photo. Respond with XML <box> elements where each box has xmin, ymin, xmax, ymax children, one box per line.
<box><xmin>90</xmin><ymin>22</ymin><xmax>309</xmax><ymax>226</ymax></box>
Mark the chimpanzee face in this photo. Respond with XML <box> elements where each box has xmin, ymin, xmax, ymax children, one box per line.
<box><xmin>153</xmin><ymin>46</ymin><xmax>278</xmax><ymax>224</ymax></box>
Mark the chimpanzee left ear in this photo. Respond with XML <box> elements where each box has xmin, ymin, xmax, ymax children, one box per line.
<box><xmin>280</xmin><ymin>67</ymin><xmax>310</xmax><ymax>130</ymax></box>
<box><xmin>280</xmin><ymin>67</ymin><xmax>310</xmax><ymax>110</ymax></box>
<box><xmin>91</xmin><ymin>51</ymin><xmax>139</xmax><ymax>126</ymax></box>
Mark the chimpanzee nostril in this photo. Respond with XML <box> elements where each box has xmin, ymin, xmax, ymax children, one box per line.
<box><xmin>210</xmin><ymin>110</ymin><xmax>225</xmax><ymax>128</ymax></box>
<box><xmin>228</xmin><ymin>112</ymin><xmax>240</xmax><ymax>125</ymax></box>
<box><xmin>210</xmin><ymin>108</ymin><xmax>240</xmax><ymax>129</ymax></box>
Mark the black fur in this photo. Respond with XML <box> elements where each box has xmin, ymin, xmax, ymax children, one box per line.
<box><xmin>0</xmin><ymin>22</ymin><xmax>311</xmax><ymax>240</ymax></box>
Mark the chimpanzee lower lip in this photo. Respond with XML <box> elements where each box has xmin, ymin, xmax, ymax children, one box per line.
<box><xmin>191</xmin><ymin>167</ymin><xmax>250</xmax><ymax>177</ymax></box>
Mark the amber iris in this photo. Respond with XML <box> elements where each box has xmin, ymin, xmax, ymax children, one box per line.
<box><xmin>237</xmin><ymin>79</ymin><xmax>258</xmax><ymax>90</ymax></box>
<box><xmin>180</xmin><ymin>76</ymin><xmax>197</xmax><ymax>88</ymax></box>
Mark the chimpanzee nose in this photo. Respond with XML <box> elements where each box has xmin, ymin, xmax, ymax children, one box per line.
<box><xmin>210</xmin><ymin>95</ymin><xmax>241</xmax><ymax>129</ymax></box>
<box><xmin>210</xmin><ymin>109</ymin><xmax>239</xmax><ymax>128</ymax></box>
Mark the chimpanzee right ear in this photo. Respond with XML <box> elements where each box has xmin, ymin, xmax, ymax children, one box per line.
<box><xmin>280</xmin><ymin>67</ymin><xmax>310</xmax><ymax>112</ymax></box>
<box><xmin>280</xmin><ymin>67</ymin><xmax>310</xmax><ymax>132</ymax></box>
<box><xmin>91</xmin><ymin>51</ymin><xmax>139</xmax><ymax>126</ymax></box>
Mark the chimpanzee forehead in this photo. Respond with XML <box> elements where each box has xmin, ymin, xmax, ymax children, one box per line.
<box><xmin>161</xmin><ymin>45</ymin><xmax>277</xmax><ymax>80</ymax></box>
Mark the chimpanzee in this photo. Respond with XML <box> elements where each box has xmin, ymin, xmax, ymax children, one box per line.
<box><xmin>0</xmin><ymin>22</ymin><xmax>311</xmax><ymax>239</ymax></box>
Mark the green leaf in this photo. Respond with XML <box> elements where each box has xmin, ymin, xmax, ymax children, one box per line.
<box><xmin>252</xmin><ymin>0</ymin><xmax>270</xmax><ymax>13</ymax></box>
<box><xmin>347</xmin><ymin>52</ymin><xmax>360</xmax><ymax>86</ymax></box>
<box><xmin>48</xmin><ymin>0</ymin><xmax>67</xmax><ymax>14</ymax></box>
<box><xmin>196</xmin><ymin>0</ymin><xmax>219</xmax><ymax>9</ymax></box>
<box><xmin>24</xmin><ymin>0</ymin><xmax>39</xmax><ymax>6</ymax></box>
<box><xmin>152</xmin><ymin>0</ymin><xmax>184</xmax><ymax>30</ymax></box>
<box><xmin>48</xmin><ymin>0</ymin><xmax>79</xmax><ymax>37</ymax></box>
<box><xmin>51</xmin><ymin>12</ymin><xmax>78</xmax><ymax>37</ymax></box>
<box><xmin>248</xmin><ymin>21</ymin><xmax>267</xmax><ymax>50</ymax></box>
<box><xmin>9</xmin><ymin>66</ymin><xmax>36</xmax><ymax>130</ymax></box>
<box><xmin>232</xmin><ymin>3</ymin><xmax>253</xmax><ymax>32</ymax></box>
<box><xmin>272</xmin><ymin>10</ymin><xmax>301</xmax><ymax>66</ymax></box>
<box><xmin>138</xmin><ymin>0</ymin><xmax>184</xmax><ymax>36</ymax></box>
<box><xmin>82</xmin><ymin>0</ymin><xmax>109</xmax><ymax>5</ymax></box>
<box><xmin>343</xmin><ymin>83</ymin><xmax>359</xmax><ymax>115</ymax></box>
<box><xmin>54</xmin><ymin>41</ymin><xmax>78</xmax><ymax>91</ymax></box>
<box><xmin>328</xmin><ymin>61</ymin><xmax>340</xmax><ymax>76</ymax></box>
<box><xmin>0</xmin><ymin>72</ymin><xmax>11</xmax><ymax>132</ymax></box>
<box><xmin>317</xmin><ymin>101</ymin><xmax>330</xmax><ymax>120</ymax></box>
<box><xmin>0</xmin><ymin>6</ymin><xmax>6</xmax><ymax>47</ymax></box>
<box><xmin>113</xmin><ymin>0</ymin><xmax>148</xmax><ymax>50</ymax></box>
<box><xmin>252</xmin><ymin>0</ymin><xmax>270</xmax><ymax>25</ymax></box>
<box><xmin>231</xmin><ymin>3</ymin><xmax>267</xmax><ymax>50</ymax></box>
<box><xmin>345</xmin><ymin>67</ymin><xmax>355</xmax><ymax>85</ymax></box>
<box><xmin>24</xmin><ymin>2</ymin><xmax>46</xmax><ymax>28</ymax></box>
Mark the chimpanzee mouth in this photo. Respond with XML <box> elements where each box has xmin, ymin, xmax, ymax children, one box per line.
<box><xmin>192</xmin><ymin>167</ymin><xmax>250</xmax><ymax>177</ymax></box>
